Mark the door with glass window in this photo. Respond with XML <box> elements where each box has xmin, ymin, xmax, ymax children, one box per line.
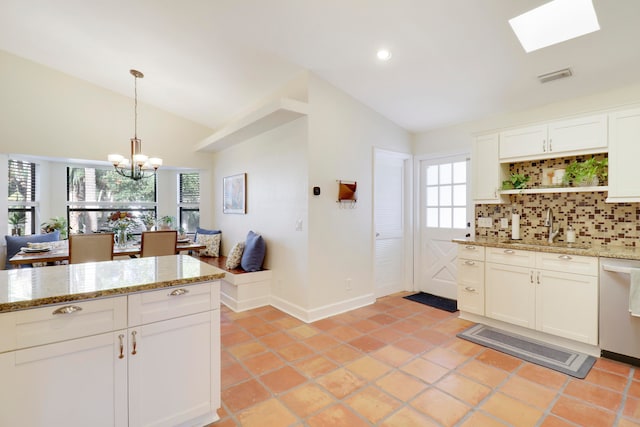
<box><xmin>419</xmin><ymin>155</ymin><xmax>470</xmax><ymax>299</ymax></box>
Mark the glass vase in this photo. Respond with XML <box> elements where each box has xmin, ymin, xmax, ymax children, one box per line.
<box><xmin>116</xmin><ymin>229</ymin><xmax>128</xmax><ymax>248</ymax></box>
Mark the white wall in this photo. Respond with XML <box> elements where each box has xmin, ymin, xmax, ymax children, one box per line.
<box><xmin>413</xmin><ymin>82</ymin><xmax>640</xmax><ymax>156</ymax></box>
<box><xmin>305</xmin><ymin>74</ymin><xmax>411</xmax><ymax>318</ymax></box>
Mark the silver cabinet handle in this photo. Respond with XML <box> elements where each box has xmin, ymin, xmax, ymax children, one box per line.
<box><xmin>542</xmin><ymin>139</ymin><xmax>546</xmax><ymax>152</ymax></box>
<box><xmin>559</xmin><ymin>255</ymin><xmax>572</xmax><ymax>260</ymax></box>
<box><xmin>465</xmin><ymin>245</ymin><xmax>476</xmax><ymax>250</ymax></box>
<box><xmin>537</xmin><ymin>271</ymin><xmax>541</xmax><ymax>285</ymax></box>
<box><xmin>52</xmin><ymin>305</ymin><xmax>83</xmax><ymax>315</ymax></box>
<box><xmin>504</xmin><ymin>249</ymin><xmax>515</xmax><ymax>254</ymax></box>
<box><xmin>169</xmin><ymin>288</ymin><xmax>189</xmax><ymax>296</ymax></box>
<box><xmin>464</xmin><ymin>286</ymin><xmax>476</xmax><ymax>292</ymax></box>
<box><xmin>464</xmin><ymin>260</ymin><xmax>475</xmax><ymax>266</ymax></box>
<box><xmin>549</xmin><ymin>138</ymin><xmax>553</xmax><ymax>151</ymax></box>
<box><xmin>131</xmin><ymin>331</ymin><xmax>138</xmax><ymax>355</ymax></box>
<box><xmin>118</xmin><ymin>334</ymin><xmax>125</xmax><ymax>359</ymax></box>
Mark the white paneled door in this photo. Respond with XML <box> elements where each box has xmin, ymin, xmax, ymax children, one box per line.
<box><xmin>419</xmin><ymin>155</ymin><xmax>471</xmax><ymax>300</ymax></box>
<box><xmin>374</xmin><ymin>149</ymin><xmax>412</xmax><ymax>298</ymax></box>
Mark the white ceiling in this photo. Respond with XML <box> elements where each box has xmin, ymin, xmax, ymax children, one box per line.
<box><xmin>1</xmin><ymin>0</ymin><xmax>639</xmax><ymax>133</ymax></box>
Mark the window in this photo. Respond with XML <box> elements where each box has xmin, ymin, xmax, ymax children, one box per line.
<box><xmin>67</xmin><ymin>166</ymin><xmax>157</xmax><ymax>234</ymax></box>
<box><xmin>425</xmin><ymin>160</ymin><xmax>467</xmax><ymax>229</ymax></box>
<box><xmin>178</xmin><ymin>173</ymin><xmax>200</xmax><ymax>233</ymax></box>
<box><xmin>8</xmin><ymin>160</ymin><xmax>37</xmax><ymax>235</ymax></box>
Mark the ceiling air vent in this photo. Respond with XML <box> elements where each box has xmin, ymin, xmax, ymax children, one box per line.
<box><xmin>538</xmin><ymin>68</ymin><xmax>572</xmax><ymax>83</ymax></box>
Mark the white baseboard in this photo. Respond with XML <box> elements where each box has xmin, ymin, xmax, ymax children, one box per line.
<box><xmin>270</xmin><ymin>293</ymin><xmax>376</xmax><ymax>323</ymax></box>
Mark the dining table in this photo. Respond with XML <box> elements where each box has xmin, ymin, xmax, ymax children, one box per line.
<box><xmin>8</xmin><ymin>239</ymin><xmax>207</xmax><ymax>267</ymax></box>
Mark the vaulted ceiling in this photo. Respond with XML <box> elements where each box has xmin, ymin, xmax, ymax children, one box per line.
<box><xmin>1</xmin><ymin>0</ymin><xmax>639</xmax><ymax>133</ymax></box>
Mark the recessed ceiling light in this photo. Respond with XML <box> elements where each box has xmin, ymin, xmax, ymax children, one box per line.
<box><xmin>377</xmin><ymin>49</ymin><xmax>392</xmax><ymax>61</ymax></box>
<box><xmin>509</xmin><ymin>0</ymin><xmax>600</xmax><ymax>53</ymax></box>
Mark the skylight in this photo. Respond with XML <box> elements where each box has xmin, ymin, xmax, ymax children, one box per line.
<box><xmin>509</xmin><ymin>0</ymin><xmax>600</xmax><ymax>53</ymax></box>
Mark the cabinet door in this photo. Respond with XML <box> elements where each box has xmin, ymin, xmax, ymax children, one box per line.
<box><xmin>607</xmin><ymin>108</ymin><xmax>640</xmax><ymax>202</ymax></box>
<box><xmin>457</xmin><ymin>258</ymin><xmax>484</xmax><ymax>315</ymax></box>
<box><xmin>536</xmin><ymin>270</ymin><xmax>598</xmax><ymax>345</ymax></box>
<box><xmin>548</xmin><ymin>114</ymin><xmax>607</xmax><ymax>155</ymax></box>
<box><xmin>499</xmin><ymin>125</ymin><xmax>547</xmax><ymax>161</ymax></box>
<box><xmin>485</xmin><ymin>263</ymin><xmax>535</xmax><ymax>328</ymax></box>
<box><xmin>128</xmin><ymin>311</ymin><xmax>215</xmax><ymax>427</ymax></box>
<box><xmin>0</xmin><ymin>332</ymin><xmax>127</xmax><ymax>427</ymax></box>
<box><xmin>472</xmin><ymin>133</ymin><xmax>508</xmax><ymax>203</ymax></box>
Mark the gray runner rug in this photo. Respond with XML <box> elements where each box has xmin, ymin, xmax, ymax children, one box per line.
<box><xmin>457</xmin><ymin>324</ymin><xmax>596</xmax><ymax>379</ymax></box>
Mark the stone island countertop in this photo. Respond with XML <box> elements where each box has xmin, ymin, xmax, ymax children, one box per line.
<box><xmin>0</xmin><ymin>254</ymin><xmax>225</xmax><ymax>313</ymax></box>
<box><xmin>453</xmin><ymin>237</ymin><xmax>640</xmax><ymax>261</ymax></box>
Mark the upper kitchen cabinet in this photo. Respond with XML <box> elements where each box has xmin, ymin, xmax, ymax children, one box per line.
<box><xmin>472</xmin><ymin>133</ymin><xmax>508</xmax><ymax>204</ymax></box>
<box><xmin>499</xmin><ymin>114</ymin><xmax>608</xmax><ymax>162</ymax></box>
<box><xmin>607</xmin><ymin>108</ymin><xmax>640</xmax><ymax>203</ymax></box>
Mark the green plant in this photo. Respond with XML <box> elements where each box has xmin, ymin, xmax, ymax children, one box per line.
<box><xmin>9</xmin><ymin>212</ymin><xmax>26</xmax><ymax>235</ymax></box>
<box><xmin>501</xmin><ymin>173</ymin><xmax>530</xmax><ymax>190</ymax></box>
<box><xmin>140</xmin><ymin>212</ymin><xmax>156</xmax><ymax>229</ymax></box>
<box><xmin>562</xmin><ymin>157</ymin><xmax>608</xmax><ymax>186</ymax></box>
<box><xmin>41</xmin><ymin>216</ymin><xmax>69</xmax><ymax>239</ymax></box>
<box><xmin>159</xmin><ymin>215</ymin><xmax>176</xmax><ymax>229</ymax></box>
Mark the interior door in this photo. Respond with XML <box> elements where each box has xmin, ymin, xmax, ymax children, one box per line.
<box><xmin>374</xmin><ymin>149</ymin><xmax>411</xmax><ymax>298</ymax></box>
<box><xmin>419</xmin><ymin>155</ymin><xmax>470</xmax><ymax>299</ymax></box>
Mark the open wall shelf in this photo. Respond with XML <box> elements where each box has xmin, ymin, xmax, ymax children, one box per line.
<box><xmin>499</xmin><ymin>186</ymin><xmax>608</xmax><ymax>195</ymax></box>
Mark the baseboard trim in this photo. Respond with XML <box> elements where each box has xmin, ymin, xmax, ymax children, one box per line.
<box><xmin>270</xmin><ymin>293</ymin><xmax>376</xmax><ymax>323</ymax></box>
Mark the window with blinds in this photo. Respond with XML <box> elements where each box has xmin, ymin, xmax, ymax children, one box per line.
<box><xmin>67</xmin><ymin>166</ymin><xmax>157</xmax><ymax>234</ymax></box>
<box><xmin>179</xmin><ymin>173</ymin><xmax>200</xmax><ymax>233</ymax></box>
<box><xmin>8</xmin><ymin>160</ymin><xmax>37</xmax><ymax>235</ymax></box>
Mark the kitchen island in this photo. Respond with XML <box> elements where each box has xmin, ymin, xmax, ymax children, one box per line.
<box><xmin>0</xmin><ymin>255</ymin><xmax>225</xmax><ymax>427</ymax></box>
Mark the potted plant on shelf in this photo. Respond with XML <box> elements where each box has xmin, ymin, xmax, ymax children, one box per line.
<box><xmin>501</xmin><ymin>173</ymin><xmax>530</xmax><ymax>190</ymax></box>
<box><xmin>158</xmin><ymin>215</ymin><xmax>176</xmax><ymax>230</ymax></box>
<box><xmin>562</xmin><ymin>157</ymin><xmax>608</xmax><ymax>187</ymax></box>
<box><xmin>41</xmin><ymin>216</ymin><xmax>69</xmax><ymax>239</ymax></box>
<box><xmin>140</xmin><ymin>212</ymin><xmax>156</xmax><ymax>231</ymax></box>
<box><xmin>9</xmin><ymin>212</ymin><xmax>26</xmax><ymax>236</ymax></box>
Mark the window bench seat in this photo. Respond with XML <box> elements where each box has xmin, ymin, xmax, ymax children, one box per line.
<box><xmin>193</xmin><ymin>256</ymin><xmax>271</xmax><ymax>312</ymax></box>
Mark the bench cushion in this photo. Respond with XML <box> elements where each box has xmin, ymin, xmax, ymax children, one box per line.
<box><xmin>241</xmin><ymin>230</ymin><xmax>265</xmax><ymax>272</ymax></box>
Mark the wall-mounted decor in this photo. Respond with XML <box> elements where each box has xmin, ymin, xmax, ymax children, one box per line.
<box><xmin>337</xmin><ymin>180</ymin><xmax>357</xmax><ymax>207</ymax></box>
<box><xmin>223</xmin><ymin>173</ymin><xmax>246</xmax><ymax>214</ymax></box>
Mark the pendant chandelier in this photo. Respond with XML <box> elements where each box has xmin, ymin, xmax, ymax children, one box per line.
<box><xmin>108</xmin><ymin>69</ymin><xmax>162</xmax><ymax>180</ymax></box>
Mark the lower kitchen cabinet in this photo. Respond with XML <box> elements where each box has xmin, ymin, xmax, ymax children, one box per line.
<box><xmin>0</xmin><ymin>281</ymin><xmax>221</xmax><ymax>427</ymax></box>
<box><xmin>0</xmin><ymin>332</ymin><xmax>127</xmax><ymax>427</ymax></box>
<box><xmin>481</xmin><ymin>246</ymin><xmax>599</xmax><ymax>345</ymax></box>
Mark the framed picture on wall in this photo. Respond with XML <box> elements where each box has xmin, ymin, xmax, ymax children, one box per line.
<box><xmin>223</xmin><ymin>173</ymin><xmax>246</xmax><ymax>214</ymax></box>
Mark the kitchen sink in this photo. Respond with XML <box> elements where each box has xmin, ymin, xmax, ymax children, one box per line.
<box><xmin>500</xmin><ymin>240</ymin><xmax>591</xmax><ymax>250</ymax></box>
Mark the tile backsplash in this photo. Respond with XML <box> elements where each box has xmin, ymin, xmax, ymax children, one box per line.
<box><xmin>475</xmin><ymin>154</ymin><xmax>640</xmax><ymax>247</ymax></box>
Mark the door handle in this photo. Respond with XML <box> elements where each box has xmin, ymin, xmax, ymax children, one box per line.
<box><xmin>464</xmin><ymin>260</ymin><xmax>475</xmax><ymax>266</ymax></box>
<box><xmin>376</xmin><ymin>233</ymin><xmax>380</xmax><ymax>237</ymax></box>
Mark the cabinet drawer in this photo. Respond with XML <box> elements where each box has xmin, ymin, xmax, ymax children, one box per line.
<box><xmin>0</xmin><ymin>297</ymin><xmax>127</xmax><ymax>353</ymax></box>
<box><xmin>128</xmin><ymin>282</ymin><xmax>215</xmax><ymax>327</ymax></box>
<box><xmin>486</xmin><ymin>247</ymin><xmax>535</xmax><ymax>267</ymax></box>
<box><xmin>457</xmin><ymin>245</ymin><xmax>485</xmax><ymax>261</ymax></box>
<box><xmin>535</xmin><ymin>252</ymin><xmax>598</xmax><ymax>276</ymax></box>
<box><xmin>458</xmin><ymin>284</ymin><xmax>484</xmax><ymax>316</ymax></box>
<box><xmin>457</xmin><ymin>259</ymin><xmax>484</xmax><ymax>286</ymax></box>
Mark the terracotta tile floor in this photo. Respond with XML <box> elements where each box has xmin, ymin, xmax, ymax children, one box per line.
<box><xmin>211</xmin><ymin>292</ymin><xmax>640</xmax><ymax>427</ymax></box>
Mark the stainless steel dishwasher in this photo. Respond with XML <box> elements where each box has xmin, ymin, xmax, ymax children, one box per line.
<box><xmin>600</xmin><ymin>258</ymin><xmax>640</xmax><ymax>365</ymax></box>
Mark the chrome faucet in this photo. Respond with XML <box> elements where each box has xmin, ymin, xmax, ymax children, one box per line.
<box><xmin>544</xmin><ymin>207</ymin><xmax>560</xmax><ymax>243</ymax></box>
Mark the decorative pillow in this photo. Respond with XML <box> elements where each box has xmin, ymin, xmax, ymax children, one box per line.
<box><xmin>240</xmin><ymin>230</ymin><xmax>266</xmax><ymax>272</ymax></box>
<box><xmin>194</xmin><ymin>227</ymin><xmax>221</xmax><ymax>243</ymax></box>
<box><xmin>5</xmin><ymin>231</ymin><xmax>60</xmax><ymax>269</ymax></box>
<box><xmin>196</xmin><ymin>233</ymin><xmax>221</xmax><ymax>257</ymax></box>
<box><xmin>225</xmin><ymin>242</ymin><xmax>245</xmax><ymax>270</ymax></box>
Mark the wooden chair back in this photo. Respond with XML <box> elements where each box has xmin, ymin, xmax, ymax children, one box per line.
<box><xmin>140</xmin><ymin>230</ymin><xmax>178</xmax><ymax>257</ymax></box>
<box><xmin>69</xmin><ymin>233</ymin><xmax>114</xmax><ymax>264</ymax></box>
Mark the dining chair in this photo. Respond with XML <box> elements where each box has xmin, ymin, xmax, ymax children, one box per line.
<box><xmin>140</xmin><ymin>230</ymin><xmax>178</xmax><ymax>257</ymax></box>
<box><xmin>69</xmin><ymin>233</ymin><xmax>114</xmax><ymax>264</ymax></box>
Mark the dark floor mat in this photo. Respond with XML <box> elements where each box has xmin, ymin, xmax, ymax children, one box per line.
<box><xmin>403</xmin><ymin>292</ymin><xmax>458</xmax><ymax>313</ymax></box>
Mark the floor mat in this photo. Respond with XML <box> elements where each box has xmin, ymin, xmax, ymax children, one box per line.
<box><xmin>457</xmin><ymin>324</ymin><xmax>596</xmax><ymax>378</ymax></box>
<box><xmin>403</xmin><ymin>292</ymin><xmax>458</xmax><ymax>313</ymax></box>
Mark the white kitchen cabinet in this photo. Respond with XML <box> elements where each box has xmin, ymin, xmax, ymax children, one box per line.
<box><xmin>499</xmin><ymin>114</ymin><xmax>607</xmax><ymax>162</ymax></box>
<box><xmin>0</xmin><ymin>331</ymin><xmax>127</xmax><ymax>427</ymax></box>
<box><xmin>472</xmin><ymin>133</ymin><xmax>508</xmax><ymax>203</ymax></box>
<box><xmin>607</xmin><ymin>108</ymin><xmax>640</xmax><ymax>202</ymax></box>
<box><xmin>0</xmin><ymin>281</ymin><xmax>221</xmax><ymax>427</ymax></box>
<box><xmin>457</xmin><ymin>245</ymin><xmax>486</xmax><ymax>315</ymax></box>
<box><xmin>484</xmin><ymin>247</ymin><xmax>598</xmax><ymax>345</ymax></box>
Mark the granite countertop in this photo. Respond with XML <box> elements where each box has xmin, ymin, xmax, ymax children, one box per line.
<box><xmin>0</xmin><ymin>255</ymin><xmax>226</xmax><ymax>313</ymax></box>
<box><xmin>453</xmin><ymin>237</ymin><xmax>640</xmax><ymax>261</ymax></box>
